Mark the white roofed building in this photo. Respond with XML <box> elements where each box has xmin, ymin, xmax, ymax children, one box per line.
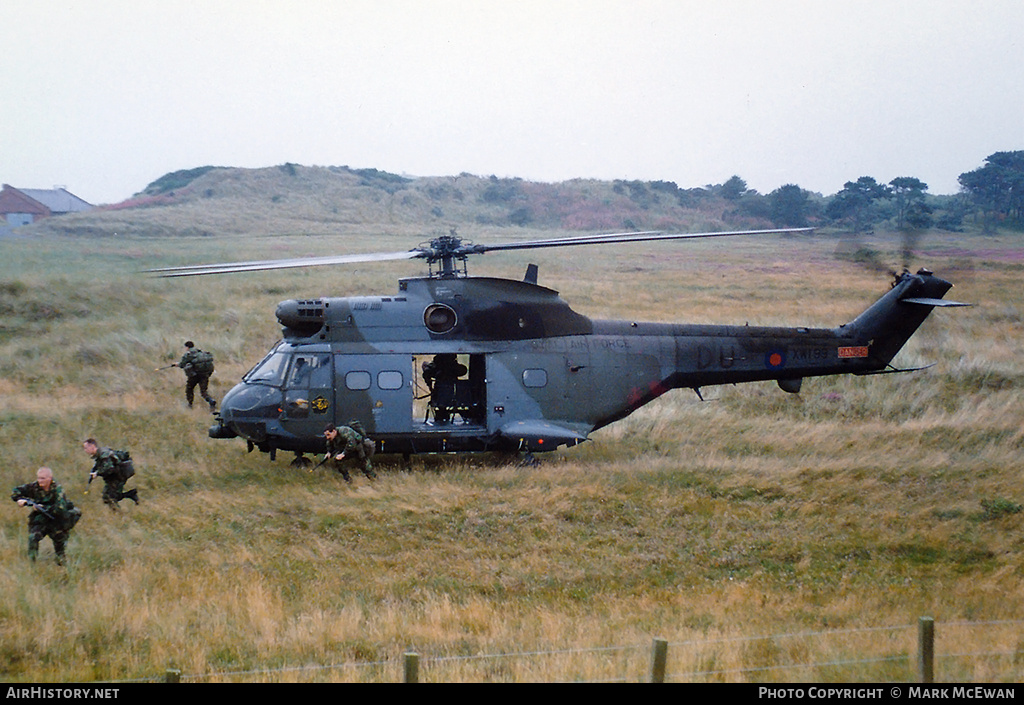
<box><xmin>0</xmin><ymin>184</ymin><xmax>93</xmax><ymax>227</ymax></box>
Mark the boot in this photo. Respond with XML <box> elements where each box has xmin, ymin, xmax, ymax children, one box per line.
<box><xmin>124</xmin><ymin>488</ymin><xmax>139</xmax><ymax>504</ymax></box>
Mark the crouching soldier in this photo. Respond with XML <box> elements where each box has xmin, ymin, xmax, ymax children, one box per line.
<box><xmin>83</xmin><ymin>438</ymin><xmax>139</xmax><ymax>511</ymax></box>
<box><xmin>323</xmin><ymin>421</ymin><xmax>376</xmax><ymax>484</ymax></box>
<box><xmin>11</xmin><ymin>467</ymin><xmax>81</xmax><ymax>565</ymax></box>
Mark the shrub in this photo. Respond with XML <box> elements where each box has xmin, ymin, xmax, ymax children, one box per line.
<box><xmin>980</xmin><ymin>498</ymin><xmax>1022</xmax><ymax>520</ymax></box>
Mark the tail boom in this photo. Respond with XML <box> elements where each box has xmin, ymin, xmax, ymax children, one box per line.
<box><xmin>588</xmin><ymin>269</ymin><xmax>965</xmax><ymax>428</ymax></box>
<box><xmin>668</xmin><ymin>268</ymin><xmax>966</xmax><ymax>391</ymax></box>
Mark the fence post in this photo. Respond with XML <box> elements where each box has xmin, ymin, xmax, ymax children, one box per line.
<box><xmin>918</xmin><ymin>616</ymin><xmax>934</xmax><ymax>683</ymax></box>
<box><xmin>650</xmin><ymin>638</ymin><xmax>668</xmax><ymax>683</ymax></box>
<box><xmin>404</xmin><ymin>652</ymin><xmax>419</xmax><ymax>683</ymax></box>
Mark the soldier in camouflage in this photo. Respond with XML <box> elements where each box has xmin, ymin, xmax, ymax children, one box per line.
<box><xmin>422</xmin><ymin>353</ymin><xmax>467</xmax><ymax>424</ymax></box>
<box><xmin>83</xmin><ymin>438</ymin><xmax>139</xmax><ymax>511</ymax></box>
<box><xmin>323</xmin><ymin>421</ymin><xmax>376</xmax><ymax>483</ymax></box>
<box><xmin>176</xmin><ymin>340</ymin><xmax>216</xmax><ymax>410</ymax></box>
<box><xmin>11</xmin><ymin>467</ymin><xmax>77</xmax><ymax>564</ymax></box>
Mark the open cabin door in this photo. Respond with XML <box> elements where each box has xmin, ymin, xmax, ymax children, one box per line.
<box><xmin>413</xmin><ymin>353</ymin><xmax>486</xmax><ymax>430</ymax></box>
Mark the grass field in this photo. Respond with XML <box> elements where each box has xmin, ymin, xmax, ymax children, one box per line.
<box><xmin>1</xmin><ymin>225</ymin><xmax>1022</xmax><ymax>682</ymax></box>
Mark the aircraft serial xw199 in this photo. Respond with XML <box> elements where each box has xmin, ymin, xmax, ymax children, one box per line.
<box><xmin>150</xmin><ymin>228</ymin><xmax>968</xmax><ymax>464</ymax></box>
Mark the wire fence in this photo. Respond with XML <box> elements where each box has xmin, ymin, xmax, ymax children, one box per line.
<box><xmin>117</xmin><ymin>617</ymin><xmax>1023</xmax><ymax>684</ymax></box>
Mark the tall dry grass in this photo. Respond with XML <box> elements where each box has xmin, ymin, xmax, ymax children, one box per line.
<box><xmin>1</xmin><ymin>227</ymin><xmax>1022</xmax><ymax>682</ymax></box>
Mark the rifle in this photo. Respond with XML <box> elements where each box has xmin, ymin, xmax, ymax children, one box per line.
<box><xmin>310</xmin><ymin>453</ymin><xmax>333</xmax><ymax>473</ymax></box>
<box><xmin>19</xmin><ymin>498</ymin><xmax>55</xmax><ymax>521</ymax></box>
<box><xmin>154</xmin><ymin>364</ymin><xmax>178</xmax><ymax>371</ymax></box>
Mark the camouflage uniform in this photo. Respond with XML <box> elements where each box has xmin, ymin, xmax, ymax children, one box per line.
<box><xmin>178</xmin><ymin>343</ymin><xmax>216</xmax><ymax>409</ymax></box>
<box><xmin>325</xmin><ymin>425</ymin><xmax>376</xmax><ymax>483</ymax></box>
<box><xmin>11</xmin><ymin>479</ymin><xmax>73</xmax><ymax>563</ymax></box>
<box><xmin>89</xmin><ymin>447</ymin><xmax>138</xmax><ymax>511</ymax></box>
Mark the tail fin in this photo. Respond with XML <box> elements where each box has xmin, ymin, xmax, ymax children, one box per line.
<box><xmin>844</xmin><ymin>269</ymin><xmax>970</xmax><ymax>368</ymax></box>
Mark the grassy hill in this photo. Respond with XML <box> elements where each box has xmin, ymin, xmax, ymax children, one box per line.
<box><xmin>23</xmin><ymin>164</ymin><xmax>760</xmax><ymax>240</ymax></box>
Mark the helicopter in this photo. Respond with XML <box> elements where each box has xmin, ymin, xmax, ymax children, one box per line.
<box><xmin>150</xmin><ymin>227</ymin><xmax>968</xmax><ymax>465</ymax></box>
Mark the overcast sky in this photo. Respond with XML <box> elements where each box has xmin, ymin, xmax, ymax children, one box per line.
<box><xmin>3</xmin><ymin>0</ymin><xmax>1022</xmax><ymax>205</ymax></box>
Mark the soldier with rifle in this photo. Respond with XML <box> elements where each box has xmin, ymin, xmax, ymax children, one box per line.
<box><xmin>83</xmin><ymin>438</ymin><xmax>139</xmax><ymax>511</ymax></box>
<box><xmin>174</xmin><ymin>341</ymin><xmax>217</xmax><ymax>410</ymax></box>
<box><xmin>11</xmin><ymin>466</ymin><xmax>81</xmax><ymax>565</ymax></box>
<box><xmin>322</xmin><ymin>421</ymin><xmax>376</xmax><ymax>484</ymax></box>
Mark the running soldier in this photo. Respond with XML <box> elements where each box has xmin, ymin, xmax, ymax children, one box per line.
<box><xmin>11</xmin><ymin>467</ymin><xmax>81</xmax><ymax>564</ymax></box>
<box><xmin>176</xmin><ymin>341</ymin><xmax>216</xmax><ymax>410</ymax></box>
<box><xmin>83</xmin><ymin>438</ymin><xmax>139</xmax><ymax>511</ymax></box>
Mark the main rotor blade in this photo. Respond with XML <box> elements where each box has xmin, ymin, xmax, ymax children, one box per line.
<box><xmin>466</xmin><ymin>227</ymin><xmax>813</xmax><ymax>254</ymax></box>
<box><xmin>147</xmin><ymin>227</ymin><xmax>814</xmax><ymax>277</ymax></box>
<box><xmin>147</xmin><ymin>249</ymin><xmax>423</xmax><ymax>277</ymax></box>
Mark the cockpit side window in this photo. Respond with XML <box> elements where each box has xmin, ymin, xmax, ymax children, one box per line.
<box><xmin>286</xmin><ymin>353</ymin><xmax>332</xmax><ymax>388</ymax></box>
<box><xmin>245</xmin><ymin>350</ymin><xmax>290</xmax><ymax>385</ymax></box>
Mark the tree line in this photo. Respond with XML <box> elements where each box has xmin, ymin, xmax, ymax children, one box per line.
<box><xmin>716</xmin><ymin>150</ymin><xmax>1023</xmax><ymax>233</ymax></box>
<box><xmin>134</xmin><ymin>153</ymin><xmax>1022</xmax><ymax>235</ymax></box>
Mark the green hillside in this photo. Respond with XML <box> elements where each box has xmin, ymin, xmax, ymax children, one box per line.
<box><xmin>23</xmin><ymin>164</ymin><xmax>764</xmax><ymax>239</ymax></box>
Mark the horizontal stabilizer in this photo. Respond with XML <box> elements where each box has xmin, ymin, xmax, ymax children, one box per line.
<box><xmin>855</xmin><ymin>363</ymin><xmax>936</xmax><ymax>376</ymax></box>
<box><xmin>900</xmin><ymin>297</ymin><xmax>972</xmax><ymax>307</ymax></box>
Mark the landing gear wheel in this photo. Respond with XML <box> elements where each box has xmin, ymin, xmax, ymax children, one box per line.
<box><xmin>519</xmin><ymin>451</ymin><xmax>540</xmax><ymax>468</ymax></box>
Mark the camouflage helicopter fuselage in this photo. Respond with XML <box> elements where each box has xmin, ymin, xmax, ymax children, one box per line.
<box><xmin>209</xmin><ymin>267</ymin><xmax>961</xmax><ymax>461</ymax></box>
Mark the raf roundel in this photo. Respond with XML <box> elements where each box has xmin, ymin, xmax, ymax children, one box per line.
<box><xmin>765</xmin><ymin>350</ymin><xmax>786</xmax><ymax>369</ymax></box>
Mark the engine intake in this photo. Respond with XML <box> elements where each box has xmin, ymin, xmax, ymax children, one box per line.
<box><xmin>276</xmin><ymin>299</ymin><xmax>326</xmax><ymax>336</ymax></box>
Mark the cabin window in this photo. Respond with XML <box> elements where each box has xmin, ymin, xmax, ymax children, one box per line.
<box><xmin>345</xmin><ymin>370</ymin><xmax>372</xmax><ymax>390</ymax></box>
<box><xmin>377</xmin><ymin>370</ymin><xmax>404</xmax><ymax>390</ymax></box>
<box><xmin>522</xmin><ymin>369</ymin><xmax>548</xmax><ymax>388</ymax></box>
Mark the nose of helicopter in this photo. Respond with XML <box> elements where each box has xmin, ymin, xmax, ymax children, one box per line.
<box><xmin>208</xmin><ymin>382</ymin><xmax>283</xmax><ymax>441</ymax></box>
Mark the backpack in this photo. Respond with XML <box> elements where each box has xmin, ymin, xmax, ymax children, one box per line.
<box><xmin>112</xmin><ymin>449</ymin><xmax>136</xmax><ymax>482</ymax></box>
<box><xmin>192</xmin><ymin>350</ymin><xmax>215</xmax><ymax>375</ymax></box>
<box><xmin>348</xmin><ymin>420</ymin><xmax>375</xmax><ymax>458</ymax></box>
<box><xmin>63</xmin><ymin>500</ymin><xmax>83</xmax><ymax>531</ymax></box>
